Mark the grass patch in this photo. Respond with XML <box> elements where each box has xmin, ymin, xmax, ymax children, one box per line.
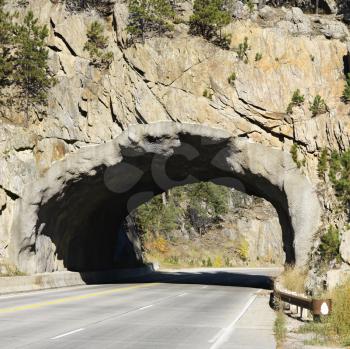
<box><xmin>280</xmin><ymin>266</ymin><xmax>307</xmax><ymax>294</ymax></box>
<box><xmin>274</xmin><ymin>310</ymin><xmax>287</xmax><ymax>346</ymax></box>
<box><xmin>297</xmin><ymin>278</ymin><xmax>350</xmax><ymax>347</ymax></box>
<box><xmin>0</xmin><ymin>262</ymin><xmax>26</xmax><ymax>277</ymax></box>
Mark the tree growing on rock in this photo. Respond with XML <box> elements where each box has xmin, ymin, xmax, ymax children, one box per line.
<box><xmin>13</xmin><ymin>11</ymin><xmax>56</xmax><ymax>121</ymax></box>
<box><xmin>84</xmin><ymin>21</ymin><xmax>113</xmax><ymax>68</ymax></box>
<box><xmin>127</xmin><ymin>0</ymin><xmax>174</xmax><ymax>43</ymax></box>
<box><xmin>342</xmin><ymin>73</ymin><xmax>350</xmax><ymax>104</ymax></box>
<box><xmin>0</xmin><ymin>0</ymin><xmax>16</xmax><ymax>96</ymax></box>
<box><xmin>189</xmin><ymin>0</ymin><xmax>231</xmax><ymax>48</ymax></box>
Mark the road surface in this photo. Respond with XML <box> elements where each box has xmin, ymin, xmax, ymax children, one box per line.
<box><xmin>0</xmin><ymin>267</ymin><xmax>280</xmax><ymax>349</ymax></box>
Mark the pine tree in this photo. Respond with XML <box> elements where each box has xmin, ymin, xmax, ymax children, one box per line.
<box><xmin>127</xmin><ymin>0</ymin><xmax>174</xmax><ymax>43</ymax></box>
<box><xmin>13</xmin><ymin>11</ymin><xmax>56</xmax><ymax>121</ymax></box>
<box><xmin>0</xmin><ymin>0</ymin><xmax>15</xmax><ymax>92</ymax></box>
<box><xmin>189</xmin><ymin>0</ymin><xmax>231</xmax><ymax>42</ymax></box>
<box><xmin>84</xmin><ymin>21</ymin><xmax>113</xmax><ymax>68</ymax></box>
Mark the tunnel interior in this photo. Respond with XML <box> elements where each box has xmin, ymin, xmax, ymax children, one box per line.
<box><xmin>28</xmin><ymin>130</ymin><xmax>297</xmax><ymax>273</ymax></box>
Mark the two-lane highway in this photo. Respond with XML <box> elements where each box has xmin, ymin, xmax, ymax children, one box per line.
<box><xmin>0</xmin><ymin>268</ymin><xmax>280</xmax><ymax>349</ymax></box>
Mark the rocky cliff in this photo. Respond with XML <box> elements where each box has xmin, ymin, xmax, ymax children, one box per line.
<box><xmin>1</xmin><ymin>0</ymin><xmax>350</xmax><ymax>285</ymax></box>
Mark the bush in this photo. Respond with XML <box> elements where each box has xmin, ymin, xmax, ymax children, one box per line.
<box><xmin>309</xmin><ymin>94</ymin><xmax>328</xmax><ymax>117</ymax></box>
<box><xmin>286</xmin><ymin>89</ymin><xmax>304</xmax><ymax>114</ymax></box>
<box><xmin>235</xmin><ymin>237</ymin><xmax>249</xmax><ymax>261</ymax></box>
<box><xmin>237</xmin><ymin>37</ymin><xmax>249</xmax><ymax>63</ymax></box>
<box><xmin>63</xmin><ymin>0</ymin><xmax>115</xmax><ymax>15</ymax></box>
<box><xmin>203</xmin><ymin>88</ymin><xmax>213</xmax><ymax>99</ymax></box>
<box><xmin>342</xmin><ymin>73</ymin><xmax>350</xmax><ymax>103</ymax></box>
<box><xmin>227</xmin><ymin>72</ymin><xmax>236</xmax><ymax>85</ymax></box>
<box><xmin>255</xmin><ymin>52</ymin><xmax>262</xmax><ymax>61</ymax></box>
<box><xmin>318</xmin><ymin>148</ymin><xmax>328</xmax><ymax>179</ymax></box>
<box><xmin>290</xmin><ymin>143</ymin><xmax>305</xmax><ymax>168</ymax></box>
<box><xmin>127</xmin><ymin>0</ymin><xmax>174</xmax><ymax>42</ymax></box>
<box><xmin>328</xmin><ymin>150</ymin><xmax>350</xmax><ymax>205</ymax></box>
<box><xmin>280</xmin><ymin>266</ymin><xmax>307</xmax><ymax>294</ymax></box>
<box><xmin>189</xmin><ymin>0</ymin><xmax>231</xmax><ymax>44</ymax></box>
<box><xmin>318</xmin><ymin>225</ymin><xmax>341</xmax><ymax>264</ymax></box>
<box><xmin>84</xmin><ymin>21</ymin><xmax>113</xmax><ymax>68</ymax></box>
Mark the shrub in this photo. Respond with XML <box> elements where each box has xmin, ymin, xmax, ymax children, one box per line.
<box><xmin>318</xmin><ymin>225</ymin><xmax>341</xmax><ymax>264</ymax></box>
<box><xmin>235</xmin><ymin>237</ymin><xmax>249</xmax><ymax>261</ymax></box>
<box><xmin>84</xmin><ymin>21</ymin><xmax>113</xmax><ymax>68</ymax></box>
<box><xmin>290</xmin><ymin>143</ymin><xmax>305</xmax><ymax>168</ymax></box>
<box><xmin>280</xmin><ymin>266</ymin><xmax>307</xmax><ymax>294</ymax></box>
<box><xmin>127</xmin><ymin>0</ymin><xmax>174</xmax><ymax>42</ymax></box>
<box><xmin>227</xmin><ymin>72</ymin><xmax>236</xmax><ymax>85</ymax></box>
<box><xmin>237</xmin><ymin>37</ymin><xmax>249</xmax><ymax>62</ymax></box>
<box><xmin>309</xmin><ymin>94</ymin><xmax>328</xmax><ymax>117</ymax></box>
<box><xmin>286</xmin><ymin>89</ymin><xmax>304</xmax><ymax>114</ymax></box>
<box><xmin>213</xmin><ymin>255</ymin><xmax>223</xmax><ymax>267</ymax></box>
<box><xmin>189</xmin><ymin>0</ymin><xmax>231</xmax><ymax>44</ymax></box>
<box><xmin>244</xmin><ymin>0</ymin><xmax>254</xmax><ymax>13</ymax></box>
<box><xmin>318</xmin><ymin>148</ymin><xmax>328</xmax><ymax>179</ymax></box>
<box><xmin>328</xmin><ymin>150</ymin><xmax>350</xmax><ymax>205</ymax></box>
<box><xmin>255</xmin><ymin>52</ymin><xmax>262</xmax><ymax>61</ymax></box>
<box><xmin>342</xmin><ymin>73</ymin><xmax>350</xmax><ymax>103</ymax></box>
<box><xmin>203</xmin><ymin>89</ymin><xmax>213</xmax><ymax>99</ymax></box>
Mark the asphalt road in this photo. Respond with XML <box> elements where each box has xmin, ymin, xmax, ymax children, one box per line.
<box><xmin>0</xmin><ymin>267</ymin><xmax>280</xmax><ymax>349</ymax></box>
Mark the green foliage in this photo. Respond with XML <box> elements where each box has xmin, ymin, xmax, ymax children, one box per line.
<box><xmin>135</xmin><ymin>195</ymin><xmax>180</xmax><ymax>236</ymax></box>
<box><xmin>318</xmin><ymin>148</ymin><xmax>328</xmax><ymax>179</ymax></box>
<box><xmin>0</xmin><ymin>0</ymin><xmax>16</xmax><ymax>90</ymax></box>
<box><xmin>290</xmin><ymin>143</ymin><xmax>305</xmax><ymax>169</ymax></box>
<box><xmin>309</xmin><ymin>94</ymin><xmax>328</xmax><ymax>117</ymax></box>
<box><xmin>255</xmin><ymin>52</ymin><xmax>262</xmax><ymax>61</ymax></box>
<box><xmin>64</xmin><ymin>0</ymin><xmax>115</xmax><ymax>15</ymax></box>
<box><xmin>189</xmin><ymin>0</ymin><xmax>231</xmax><ymax>45</ymax></box>
<box><xmin>244</xmin><ymin>0</ymin><xmax>254</xmax><ymax>13</ymax></box>
<box><xmin>237</xmin><ymin>37</ymin><xmax>249</xmax><ymax>63</ymax></box>
<box><xmin>84</xmin><ymin>21</ymin><xmax>113</xmax><ymax>68</ymax></box>
<box><xmin>328</xmin><ymin>150</ymin><xmax>350</xmax><ymax>205</ymax></box>
<box><xmin>203</xmin><ymin>88</ymin><xmax>213</xmax><ymax>99</ymax></box>
<box><xmin>13</xmin><ymin>11</ymin><xmax>56</xmax><ymax>119</ymax></box>
<box><xmin>286</xmin><ymin>89</ymin><xmax>304</xmax><ymax>114</ymax></box>
<box><xmin>342</xmin><ymin>73</ymin><xmax>350</xmax><ymax>103</ymax></box>
<box><xmin>227</xmin><ymin>72</ymin><xmax>236</xmax><ymax>85</ymax></box>
<box><xmin>318</xmin><ymin>225</ymin><xmax>341</xmax><ymax>264</ymax></box>
<box><xmin>235</xmin><ymin>237</ymin><xmax>249</xmax><ymax>261</ymax></box>
<box><xmin>274</xmin><ymin>311</ymin><xmax>286</xmax><ymax>345</ymax></box>
<box><xmin>127</xmin><ymin>0</ymin><xmax>174</xmax><ymax>42</ymax></box>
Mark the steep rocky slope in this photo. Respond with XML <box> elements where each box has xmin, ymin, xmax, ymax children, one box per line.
<box><xmin>1</xmin><ymin>0</ymin><xmax>350</xmax><ymax>286</ymax></box>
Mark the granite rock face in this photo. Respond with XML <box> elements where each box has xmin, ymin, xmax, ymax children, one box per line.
<box><xmin>0</xmin><ymin>1</ymin><xmax>348</xmax><ymax>275</ymax></box>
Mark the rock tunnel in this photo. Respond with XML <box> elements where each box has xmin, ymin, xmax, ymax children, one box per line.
<box><xmin>9</xmin><ymin>123</ymin><xmax>322</xmax><ymax>274</ymax></box>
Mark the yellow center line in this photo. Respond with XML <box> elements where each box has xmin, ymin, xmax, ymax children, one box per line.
<box><xmin>0</xmin><ymin>283</ymin><xmax>160</xmax><ymax>314</ymax></box>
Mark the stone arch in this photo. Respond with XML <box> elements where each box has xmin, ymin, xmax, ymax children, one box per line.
<box><xmin>9</xmin><ymin>122</ymin><xmax>322</xmax><ymax>274</ymax></box>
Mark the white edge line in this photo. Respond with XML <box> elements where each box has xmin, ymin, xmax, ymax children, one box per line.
<box><xmin>51</xmin><ymin>328</ymin><xmax>85</xmax><ymax>340</ymax></box>
<box><xmin>138</xmin><ymin>304</ymin><xmax>153</xmax><ymax>310</ymax></box>
<box><xmin>209</xmin><ymin>291</ymin><xmax>260</xmax><ymax>349</ymax></box>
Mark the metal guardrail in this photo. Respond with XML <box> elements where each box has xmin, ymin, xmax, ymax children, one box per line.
<box><xmin>274</xmin><ymin>289</ymin><xmax>332</xmax><ymax>317</ymax></box>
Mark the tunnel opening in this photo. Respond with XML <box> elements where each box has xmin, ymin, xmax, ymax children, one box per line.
<box><xmin>12</xmin><ymin>123</ymin><xmax>320</xmax><ymax>274</ymax></box>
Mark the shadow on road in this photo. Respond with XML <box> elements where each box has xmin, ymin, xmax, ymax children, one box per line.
<box><xmin>80</xmin><ymin>269</ymin><xmax>278</xmax><ymax>290</ymax></box>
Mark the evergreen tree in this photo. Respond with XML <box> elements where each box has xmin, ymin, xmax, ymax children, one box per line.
<box><xmin>0</xmin><ymin>0</ymin><xmax>15</xmax><ymax>92</ymax></box>
<box><xmin>127</xmin><ymin>0</ymin><xmax>174</xmax><ymax>43</ymax></box>
<box><xmin>84</xmin><ymin>21</ymin><xmax>113</xmax><ymax>68</ymax></box>
<box><xmin>342</xmin><ymin>73</ymin><xmax>350</xmax><ymax>103</ymax></box>
<box><xmin>13</xmin><ymin>11</ymin><xmax>56</xmax><ymax>120</ymax></box>
<box><xmin>189</xmin><ymin>0</ymin><xmax>231</xmax><ymax>42</ymax></box>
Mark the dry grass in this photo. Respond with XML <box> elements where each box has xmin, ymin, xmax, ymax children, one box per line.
<box><xmin>297</xmin><ymin>278</ymin><xmax>350</xmax><ymax>347</ymax></box>
<box><xmin>280</xmin><ymin>266</ymin><xmax>308</xmax><ymax>294</ymax></box>
<box><xmin>274</xmin><ymin>310</ymin><xmax>287</xmax><ymax>347</ymax></box>
<box><xmin>0</xmin><ymin>261</ymin><xmax>25</xmax><ymax>277</ymax></box>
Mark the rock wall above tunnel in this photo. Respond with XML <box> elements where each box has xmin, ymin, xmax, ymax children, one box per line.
<box><xmin>8</xmin><ymin>123</ymin><xmax>321</xmax><ymax>274</ymax></box>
